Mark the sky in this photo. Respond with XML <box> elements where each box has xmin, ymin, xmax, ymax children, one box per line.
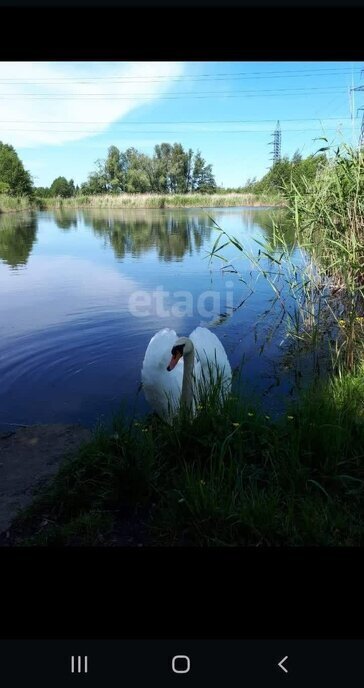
<box><xmin>0</xmin><ymin>61</ymin><xmax>363</xmax><ymax>189</ymax></box>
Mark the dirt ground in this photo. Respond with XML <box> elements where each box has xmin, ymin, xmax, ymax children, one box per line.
<box><xmin>0</xmin><ymin>424</ymin><xmax>92</xmax><ymax>535</ymax></box>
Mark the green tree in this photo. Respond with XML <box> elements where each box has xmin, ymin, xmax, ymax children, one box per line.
<box><xmin>169</xmin><ymin>144</ymin><xmax>187</xmax><ymax>193</ymax></box>
<box><xmin>246</xmin><ymin>152</ymin><xmax>327</xmax><ymax>196</ymax></box>
<box><xmin>104</xmin><ymin>145</ymin><xmax>125</xmax><ymax>192</ymax></box>
<box><xmin>153</xmin><ymin>144</ymin><xmax>196</xmax><ymax>193</ymax></box>
<box><xmin>81</xmin><ymin>160</ymin><xmax>108</xmax><ymax>195</ymax></box>
<box><xmin>153</xmin><ymin>143</ymin><xmax>172</xmax><ymax>192</ymax></box>
<box><xmin>34</xmin><ymin>186</ymin><xmax>51</xmax><ymax>197</ymax></box>
<box><xmin>126</xmin><ymin>168</ymin><xmax>151</xmax><ymax>193</ymax></box>
<box><xmin>81</xmin><ymin>142</ymin><xmax>216</xmax><ymax>195</ymax></box>
<box><xmin>68</xmin><ymin>179</ymin><xmax>75</xmax><ymax>196</ymax></box>
<box><xmin>192</xmin><ymin>151</ymin><xmax>217</xmax><ymax>193</ymax></box>
<box><xmin>123</xmin><ymin>148</ymin><xmax>152</xmax><ymax>192</ymax></box>
<box><xmin>50</xmin><ymin>176</ymin><xmax>75</xmax><ymax>197</ymax></box>
<box><xmin>0</xmin><ymin>141</ymin><xmax>33</xmax><ymax>196</ymax></box>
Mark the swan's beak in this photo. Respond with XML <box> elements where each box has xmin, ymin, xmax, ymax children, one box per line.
<box><xmin>167</xmin><ymin>351</ymin><xmax>182</xmax><ymax>371</ymax></box>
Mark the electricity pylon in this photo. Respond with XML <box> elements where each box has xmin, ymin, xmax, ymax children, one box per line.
<box><xmin>352</xmin><ymin>77</ymin><xmax>364</xmax><ymax>148</ymax></box>
<box><xmin>269</xmin><ymin>120</ymin><xmax>281</xmax><ymax>166</ymax></box>
<box><xmin>358</xmin><ymin>107</ymin><xmax>364</xmax><ymax>148</ymax></box>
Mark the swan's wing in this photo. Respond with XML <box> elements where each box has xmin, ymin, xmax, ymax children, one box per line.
<box><xmin>141</xmin><ymin>328</ymin><xmax>183</xmax><ymax>420</ymax></box>
<box><xmin>189</xmin><ymin>326</ymin><xmax>232</xmax><ymax>396</ymax></box>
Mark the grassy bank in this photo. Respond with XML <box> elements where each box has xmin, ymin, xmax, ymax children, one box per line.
<box><xmin>0</xmin><ymin>194</ymin><xmax>37</xmax><ymax>213</ymax></box>
<box><xmin>0</xmin><ymin>191</ymin><xmax>282</xmax><ymax>213</ymax></box>
<box><xmin>38</xmin><ymin>192</ymin><xmax>281</xmax><ymax>210</ymax></box>
<box><xmin>8</xmin><ymin>366</ymin><xmax>364</xmax><ymax>546</ymax></box>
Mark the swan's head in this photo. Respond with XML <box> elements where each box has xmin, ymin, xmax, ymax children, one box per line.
<box><xmin>166</xmin><ymin>337</ymin><xmax>194</xmax><ymax>371</ymax></box>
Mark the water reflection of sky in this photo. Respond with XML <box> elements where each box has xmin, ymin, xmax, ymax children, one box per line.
<box><xmin>0</xmin><ymin>207</ymin><xmax>305</xmax><ymax>430</ymax></box>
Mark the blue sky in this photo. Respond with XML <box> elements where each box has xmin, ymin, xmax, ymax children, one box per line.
<box><xmin>1</xmin><ymin>61</ymin><xmax>363</xmax><ymax>188</ymax></box>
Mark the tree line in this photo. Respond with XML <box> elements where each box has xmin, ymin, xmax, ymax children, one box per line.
<box><xmin>242</xmin><ymin>150</ymin><xmax>328</xmax><ymax>195</ymax></box>
<box><xmin>0</xmin><ymin>140</ymin><xmax>217</xmax><ymax>197</ymax></box>
<box><xmin>80</xmin><ymin>143</ymin><xmax>217</xmax><ymax>195</ymax></box>
<box><xmin>0</xmin><ymin>138</ymin><xmax>329</xmax><ymax>199</ymax></box>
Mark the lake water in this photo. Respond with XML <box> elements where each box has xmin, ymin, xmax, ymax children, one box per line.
<box><xmin>0</xmin><ymin>206</ymin><xmax>302</xmax><ymax>431</ymax></box>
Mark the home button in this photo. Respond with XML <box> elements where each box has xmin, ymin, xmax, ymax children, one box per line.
<box><xmin>172</xmin><ymin>655</ymin><xmax>191</xmax><ymax>674</ymax></box>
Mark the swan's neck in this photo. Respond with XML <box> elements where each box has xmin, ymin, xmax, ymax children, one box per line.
<box><xmin>181</xmin><ymin>349</ymin><xmax>194</xmax><ymax>410</ymax></box>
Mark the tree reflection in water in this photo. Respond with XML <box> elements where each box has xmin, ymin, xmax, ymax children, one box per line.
<box><xmin>0</xmin><ymin>212</ymin><xmax>38</xmax><ymax>268</ymax></box>
<box><xmin>81</xmin><ymin>209</ymin><xmax>214</xmax><ymax>262</ymax></box>
<box><xmin>0</xmin><ymin>206</ymin><xmax>291</xmax><ymax>270</ymax></box>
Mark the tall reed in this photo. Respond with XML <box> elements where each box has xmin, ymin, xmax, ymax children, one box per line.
<box><xmin>0</xmin><ymin>194</ymin><xmax>36</xmax><ymax>213</ymax></box>
<box><xmin>37</xmin><ymin>192</ymin><xmax>281</xmax><ymax>210</ymax></box>
<box><xmin>284</xmin><ymin>143</ymin><xmax>364</xmax><ymax>369</ymax></box>
<box><xmin>208</xmin><ymin>144</ymin><xmax>364</xmax><ymax>373</ymax></box>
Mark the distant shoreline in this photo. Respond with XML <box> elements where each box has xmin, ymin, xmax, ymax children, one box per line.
<box><xmin>0</xmin><ymin>192</ymin><xmax>283</xmax><ymax>214</ymax></box>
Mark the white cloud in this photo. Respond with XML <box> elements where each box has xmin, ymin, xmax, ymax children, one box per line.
<box><xmin>0</xmin><ymin>61</ymin><xmax>184</xmax><ymax>147</ymax></box>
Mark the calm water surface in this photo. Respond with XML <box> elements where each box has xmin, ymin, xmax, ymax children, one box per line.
<box><xmin>0</xmin><ymin>207</ymin><xmax>301</xmax><ymax>431</ymax></box>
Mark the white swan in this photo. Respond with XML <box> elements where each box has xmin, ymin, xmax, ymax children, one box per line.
<box><xmin>141</xmin><ymin>327</ymin><xmax>232</xmax><ymax>420</ymax></box>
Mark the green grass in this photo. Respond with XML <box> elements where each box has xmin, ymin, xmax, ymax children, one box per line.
<box><xmin>0</xmin><ymin>194</ymin><xmax>37</xmax><ymax>213</ymax></box>
<box><xmin>37</xmin><ymin>192</ymin><xmax>281</xmax><ymax>210</ymax></box>
<box><xmin>11</xmin><ymin>365</ymin><xmax>364</xmax><ymax>547</ymax></box>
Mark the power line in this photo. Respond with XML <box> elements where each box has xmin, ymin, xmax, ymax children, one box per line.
<box><xmin>0</xmin><ymin>72</ymin><xmax>360</xmax><ymax>86</ymax></box>
<box><xmin>0</xmin><ymin>91</ymin><xmax>347</xmax><ymax>101</ymax></box>
<box><xmin>0</xmin><ymin>86</ymin><xmax>347</xmax><ymax>96</ymax></box>
<box><xmin>0</xmin><ymin>117</ymin><xmax>356</xmax><ymax>124</ymax></box>
<box><xmin>0</xmin><ymin>127</ymin><xmax>350</xmax><ymax>134</ymax></box>
<box><xmin>0</xmin><ymin>67</ymin><xmax>360</xmax><ymax>83</ymax></box>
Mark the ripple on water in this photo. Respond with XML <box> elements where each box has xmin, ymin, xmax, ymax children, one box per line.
<box><xmin>0</xmin><ymin>315</ymin><xmax>125</xmax><ymax>391</ymax></box>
